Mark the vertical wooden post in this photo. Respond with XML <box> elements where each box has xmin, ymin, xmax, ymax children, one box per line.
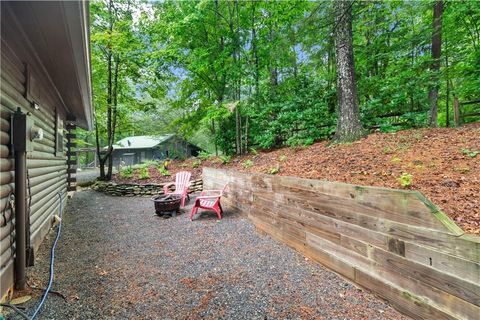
<box><xmin>453</xmin><ymin>96</ymin><xmax>460</xmax><ymax>127</ymax></box>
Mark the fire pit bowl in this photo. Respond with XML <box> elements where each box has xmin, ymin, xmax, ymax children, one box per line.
<box><xmin>151</xmin><ymin>194</ymin><xmax>182</xmax><ymax>217</ymax></box>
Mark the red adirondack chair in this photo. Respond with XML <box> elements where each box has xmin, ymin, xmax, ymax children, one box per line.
<box><xmin>163</xmin><ymin>171</ymin><xmax>191</xmax><ymax>208</ymax></box>
<box><xmin>190</xmin><ymin>184</ymin><xmax>228</xmax><ymax>221</ymax></box>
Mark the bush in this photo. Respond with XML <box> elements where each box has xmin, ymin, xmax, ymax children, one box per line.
<box><xmin>397</xmin><ymin>172</ymin><xmax>413</xmax><ymax>188</ymax></box>
<box><xmin>192</xmin><ymin>159</ymin><xmax>202</xmax><ymax>168</ymax></box>
<box><xmin>462</xmin><ymin>148</ymin><xmax>479</xmax><ymax>158</ymax></box>
<box><xmin>120</xmin><ymin>167</ymin><xmax>134</xmax><ymax>179</ymax></box>
<box><xmin>267</xmin><ymin>166</ymin><xmax>280</xmax><ymax>175</ymax></box>
<box><xmin>198</xmin><ymin>151</ymin><xmax>212</xmax><ymax>161</ymax></box>
<box><xmin>242</xmin><ymin>159</ymin><xmax>253</xmax><ymax>168</ymax></box>
<box><xmin>138</xmin><ymin>167</ymin><xmax>150</xmax><ymax>180</ymax></box>
<box><xmin>157</xmin><ymin>165</ymin><xmax>170</xmax><ymax>176</ymax></box>
<box><xmin>219</xmin><ymin>155</ymin><xmax>231</xmax><ymax>164</ymax></box>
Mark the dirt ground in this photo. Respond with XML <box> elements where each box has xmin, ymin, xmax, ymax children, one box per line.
<box><xmin>7</xmin><ymin>191</ymin><xmax>407</xmax><ymax>319</ymax></box>
<box><xmin>115</xmin><ymin>123</ymin><xmax>480</xmax><ymax>234</ymax></box>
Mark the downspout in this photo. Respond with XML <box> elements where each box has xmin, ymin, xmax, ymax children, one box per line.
<box><xmin>12</xmin><ymin>107</ymin><xmax>27</xmax><ymax>290</ymax></box>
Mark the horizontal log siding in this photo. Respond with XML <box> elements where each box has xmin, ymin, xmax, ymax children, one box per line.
<box><xmin>0</xmin><ymin>33</ymin><xmax>68</xmax><ymax>301</ymax></box>
<box><xmin>0</xmin><ymin>107</ymin><xmax>14</xmax><ymax>301</ymax></box>
<box><xmin>203</xmin><ymin>168</ymin><xmax>480</xmax><ymax>320</ymax></box>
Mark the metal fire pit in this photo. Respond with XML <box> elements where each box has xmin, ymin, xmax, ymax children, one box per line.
<box><xmin>151</xmin><ymin>194</ymin><xmax>182</xmax><ymax>218</ymax></box>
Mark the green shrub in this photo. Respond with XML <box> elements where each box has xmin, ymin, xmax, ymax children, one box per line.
<box><xmin>157</xmin><ymin>165</ymin><xmax>170</xmax><ymax>176</ymax></box>
<box><xmin>397</xmin><ymin>172</ymin><xmax>413</xmax><ymax>188</ymax></box>
<box><xmin>192</xmin><ymin>159</ymin><xmax>202</xmax><ymax>168</ymax></box>
<box><xmin>267</xmin><ymin>166</ymin><xmax>280</xmax><ymax>175</ymax></box>
<box><xmin>198</xmin><ymin>151</ymin><xmax>211</xmax><ymax>161</ymax></box>
<box><xmin>242</xmin><ymin>159</ymin><xmax>253</xmax><ymax>168</ymax></box>
<box><xmin>219</xmin><ymin>155</ymin><xmax>231</xmax><ymax>164</ymax></box>
<box><xmin>462</xmin><ymin>148</ymin><xmax>479</xmax><ymax>158</ymax></box>
<box><xmin>120</xmin><ymin>167</ymin><xmax>134</xmax><ymax>179</ymax></box>
<box><xmin>391</xmin><ymin>156</ymin><xmax>401</xmax><ymax>163</ymax></box>
<box><xmin>303</xmin><ymin>137</ymin><xmax>314</xmax><ymax>146</ymax></box>
<box><xmin>138</xmin><ymin>167</ymin><xmax>150</xmax><ymax>180</ymax></box>
<box><xmin>249</xmin><ymin>147</ymin><xmax>258</xmax><ymax>155</ymax></box>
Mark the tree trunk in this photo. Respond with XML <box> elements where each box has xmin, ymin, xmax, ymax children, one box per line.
<box><xmin>251</xmin><ymin>1</ymin><xmax>259</xmax><ymax>99</ymax></box>
<box><xmin>333</xmin><ymin>0</ymin><xmax>364</xmax><ymax>142</ymax></box>
<box><xmin>428</xmin><ymin>0</ymin><xmax>443</xmax><ymax>127</ymax></box>
<box><xmin>445</xmin><ymin>36</ymin><xmax>450</xmax><ymax>128</ymax></box>
<box><xmin>107</xmin><ymin>55</ymin><xmax>120</xmax><ymax>180</ymax></box>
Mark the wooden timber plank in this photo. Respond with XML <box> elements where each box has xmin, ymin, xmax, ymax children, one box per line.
<box><xmin>354</xmin><ymin>270</ymin><xmax>457</xmax><ymax>320</ymax></box>
<box><xmin>253</xmin><ymin>190</ymin><xmax>477</xmax><ymax>262</ymax></box>
<box><xmin>253</xmin><ymin>193</ymin><xmax>388</xmax><ymax>249</ymax></box>
<box><xmin>306</xmin><ymin>231</ymin><xmax>372</xmax><ymax>272</ymax></box>
<box><xmin>404</xmin><ymin>242</ymin><xmax>480</xmax><ymax>284</ymax></box>
<box><xmin>371</xmin><ymin>246</ymin><xmax>480</xmax><ymax>307</ymax></box>
<box><xmin>270</xmin><ymin>181</ymin><xmax>453</xmax><ymax>234</ymax></box>
<box><xmin>248</xmin><ymin>214</ymin><xmax>307</xmax><ymax>254</ymax></box>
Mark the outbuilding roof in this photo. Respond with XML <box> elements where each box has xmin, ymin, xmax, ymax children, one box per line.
<box><xmin>113</xmin><ymin>135</ymin><xmax>175</xmax><ymax>150</ymax></box>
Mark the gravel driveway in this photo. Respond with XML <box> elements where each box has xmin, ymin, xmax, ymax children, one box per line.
<box><xmin>8</xmin><ymin>190</ymin><xmax>407</xmax><ymax>319</ymax></box>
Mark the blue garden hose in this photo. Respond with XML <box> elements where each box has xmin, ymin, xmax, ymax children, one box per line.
<box><xmin>29</xmin><ymin>192</ymin><xmax>64</xmax><ymax>320</ymax></box>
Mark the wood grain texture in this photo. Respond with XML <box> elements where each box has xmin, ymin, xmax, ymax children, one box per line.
<box><xmin>203</xmin><ymin>168</ymin><xmax>480</xmax><ymax>320</ymax></box>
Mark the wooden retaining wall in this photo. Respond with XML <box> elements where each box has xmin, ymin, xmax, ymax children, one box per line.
<box><xmin>203</xmin><ymin>168</ymin><xmax>479</xmax><ymax>320</ymax></box>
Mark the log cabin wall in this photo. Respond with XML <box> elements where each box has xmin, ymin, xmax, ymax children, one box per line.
<box><xmin>0</xmin><ymin>8</ymin><xmax>68</xmax><ymax>300</ymax></box>
<box><xmin>203</xmin><ymin>167</ymin><xmax>479</xmax><ymax>320</ymax></box>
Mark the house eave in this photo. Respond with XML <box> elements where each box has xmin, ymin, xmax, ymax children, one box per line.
<box><xmin>4</xmin><ymin>1</ymin><xmax>93</xmax><ymax>130</ymax></box>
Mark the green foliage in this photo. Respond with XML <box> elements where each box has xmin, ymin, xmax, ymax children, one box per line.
<box><xmin>219</xmin><ymin>155</ymin><xmax>231</xmax><ymax>165</ymax></box>
<box><xmin>120</xmin><ymin>167</ymin><xmax>134</xmax><ymax>179</ymax></box>
<box><xmin>267</xmin><ymin>166</ymin><xmax>280</xmax><ymax>175</ymax></box>
<box><xmin>87</xmin><ymin>0</ymin><xmax>479</xmax><ymax>160</ymax></box>
<box><xmin>279</xmin><ymin>155</ymin><xmax>287</xmax><ymax>162</ymax></box>
<box><xmin>192</xmin><ymin>159</ymin><xmax>202</xmax><ymax>169</ymax></box>
<box><xmin>242</xmin><ymin>159</ymin><xmax>254</xmax><ymax>168</ymax></box>
<box><xmin>198</xmin><ymin>151</ymin><xmax>212</xmax><ymax>161</ymax></box>
<box><xmin>138</xmin><ymin>167</ymin><xmax>150</xmax><ymax>180</ymax></box>
<box><xmin>462</xmin><ymin>148</ymin><xmax>479</xmax><ymax>158</ymax></box>
<box><xmin>397</xmin><ymin>172</ymin><xmax>413</xmax><ymax>188</ymax></box>
<box><xmin>391</xmin><ymin>156</ymin><xmax>401</xmax><ymax>163</ymax></box>
<box><xmin>157</xmin><ymin>165</ymin><xmax>170</xmax><ymax>176</ymax></box>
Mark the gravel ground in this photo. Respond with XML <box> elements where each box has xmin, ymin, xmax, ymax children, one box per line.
<box><xmin>6</xmin><ymin>190</ymin><xmax>408</xmax><ymax>320</ymax></box>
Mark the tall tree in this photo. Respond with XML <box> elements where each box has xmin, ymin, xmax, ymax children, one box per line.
<box><xmin>91</xmin><ymin>0</ymin><xmax>143</xmax><ymax>180</ymax></box>
<box><xmin>333</xmin><ymin>0</ymin><xmax>364</xmax><ymax>142</ymax></box>
<box><xmin>428</xmin><ymin>0</ymin><xmax>443</xmax><ymax>127</ymax></box>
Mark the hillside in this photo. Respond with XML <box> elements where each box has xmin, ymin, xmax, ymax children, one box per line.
<box><xmin>114</xmin><ymin>123</ymin><xmax>480</xmax><ymax>234</ymax></box>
